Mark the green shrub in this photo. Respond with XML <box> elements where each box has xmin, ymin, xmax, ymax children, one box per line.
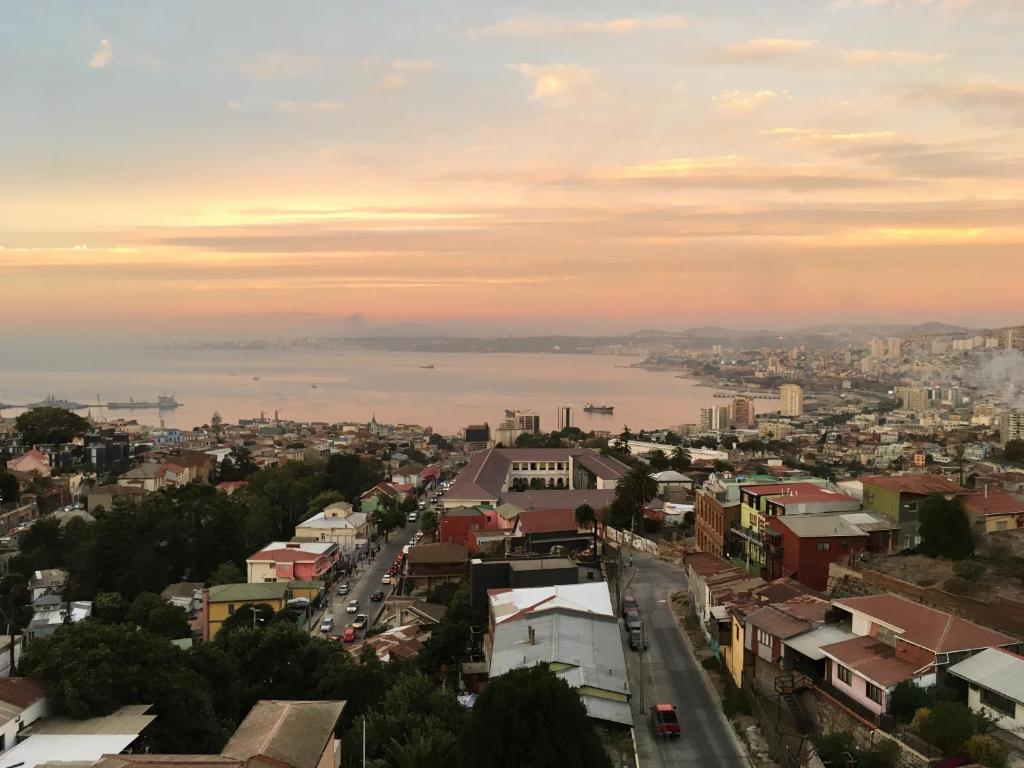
<box><xmin>912</xmin><ymin>701</ymin><xmax>978</xmax><ymax>755</ymax></box>
<box><xmin>965</xmin><ymin>734</ymin><xmax>1008</xmax><ymax>768</ymax></box>
<box><xmin>721</xmin><ymin>677</ymin><xmax>750</xmax><ymax>719</ymax></box>
<box><xmin>812</xmin><ymin>731</ymin><xmax>857</xmax><ymax>766</ymax></box>
<box><xmin>953</xmin><ymin>559</ymin><xmax>987</xmax><ymax>582</ymax></box>
<box><xmin>701</xmin><ymin>656</ymin><xmax>721</xmax><ymax>672</ymax></box>
<box><xmin>890</xmin><ymin>680</ymin><xmax>930</xmax><ymax>723</ymax></box>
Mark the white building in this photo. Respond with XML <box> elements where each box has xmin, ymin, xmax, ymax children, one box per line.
<box><xmin>948</xmin><ymin>648</ymin><xmax>1024</xmax><ymax>738</ymax></box>
<box><xmin>780</xmin><ymin>384</ymin><xmax>804</xmax><ymax>417</ymax></box>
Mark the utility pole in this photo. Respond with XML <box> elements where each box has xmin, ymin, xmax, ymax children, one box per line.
<box><xmin>362</xmin><ymin>717</ymin><xmax>366</xmax><ymax>768</ymax></box>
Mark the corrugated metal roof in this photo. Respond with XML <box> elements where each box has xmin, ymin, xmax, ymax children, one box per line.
<box><xmin>783</xmin><ymin>624</ymin><xmax>857</xmax><ymax>660</ymax></box>
<box><xmin>948</xmin><ymin>647</ymin><xmax>1024</xmax><ymax>704</ymax></box>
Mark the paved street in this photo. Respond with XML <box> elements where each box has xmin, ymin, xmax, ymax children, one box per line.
<box><xmin>622</xmin><ymin>551</ymin><xmax>749</xmax><ymax>768</ymax></box>
<box><xmin>319</xmin><ymin>517</ymin><xmax>421</xmax><ymax>640</ymax></box>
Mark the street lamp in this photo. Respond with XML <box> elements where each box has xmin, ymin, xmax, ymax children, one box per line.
<box><xmin>244</xmin><ymin>605</ymin><xmax>265</xmax><ymax>630</ymax></box>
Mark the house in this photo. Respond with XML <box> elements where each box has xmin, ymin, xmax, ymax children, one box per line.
<box><xmin>488</xmin><ymin>605</ymin><xmax>632</xmax><ymax>726</ymax></box>
<box><xmin>695</xmin><ymin>475</ymin><xmax>777</xmax><ymax>558</ymax></box>
<box><xmin>160</xmin><ymin>582</ymin><xmax>205</xmax><ymax>637</ymax></box>
<box><xmin>391</xmin><ymin>462</ymin><xmax>425</xmax><ymax>488</ymax></box>
<box><xmin>6</xmin><ymin>449</ymin><xmax>51</xmax><ymax>478</ymax></box>
<box><xmin>203</xmin><ymin>582</ymin><xmax>291</xmax><ymax>640</ymax></box>
<box><xmin>512</xmin><ymin>509</ymin><xmax>589</xmax><ymax>554</ymax></box>
<box><xmin>295</xmin><ymin>502</ymin><xmax>368</xmax><ymax>554</ymax></box>
<box><xmin>948</xmin><ymin>647</ymin><xmax>1024</xmax><ymax>737</ymax></box>
<box><xmin>27</xmin><ymin>569</ymin><xmax>66</xmax><ymax>602</ymax></box>
<box><xmin>405</xmin><ymin>543</ymin><xmax>468</xmax><ymax>588</ymax></box>
<box><xmin>26</xmin><ymin>596</ymin><xmax>91</xmax><ymax>644</ymax></box>
<box><xmin>0</xmin><ymin>677</ymin><xmax>48</xmax><ymax>753</ymax></box>
<box><xmin>819</xmin><ymin>593</ymin><xmax>1019</xmax><ymax>717</ymax></box>
<box><xmin>486</xmin><ymin>582</ymin><xmax>614</xmax><ymax>635</ymax></box>
<box><xmin>116</xmin><ymin>463</ymin><xmax>186</xmax><ymax>492</ymax></box>
<box><xmin>347</xmin><ymin>624</ymin><xmax>426</xmax><ymax>663</ymax></box>
<box><xmin>438</xmin><ymin>506</ymin><xmax>492</xmax><ymax>548</ymax></box>
<box><xmin>962</xmin><ymin>488</ymin><xmax>1024</xmax><ymax>533</ymax></box>
<box><xmin>2</xmin><ymin>704</ymin><xmax>155</xmax><ymax>768</ymax></box>
<box><xmin>360</xmin><ymin>482</ymin><xmax>405</xmax><ymax>507</ymax></box>
<box><xmin>745</xmin><ymin>594</ymin><xmax>832</xmax><ymax>668</ymax></box>
<box><xmin>650</xmin><ymin>470</ymin><xmax>693</xmax><ymax>501</ymax></box>
<box><xmin>860</xmin><ymin>474</ymin><xmax>966</xmax><ymax>549</ymax></box>
<box><xmin>87</xmin><ymin>484</ymin><xmax>147</xmax><ymax>512</ymax></box>
<box><xmin>469</xmin><ymin>556</ymin><xmax>581</xmax><ymax>612</ymax></box>
<box><xmin>246</xmin><ymin>541</ymin><xmax>338</xmax><ymax>583</ymax></box>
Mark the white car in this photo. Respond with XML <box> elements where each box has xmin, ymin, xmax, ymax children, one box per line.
<box><xmin>381</xmin><ymin>574</ymin><xmax>391</xmax><ymax>585</ymax></box>
<box><xmin>346</xmin><ymin>599</ymin><xmax>359</xmax><ymax>614</ymax></box>
<box><xmin>320</xmin><ymin>617</ymin><xmax>334</xmax><ymax>632</ymax></box>
<box><xmin>407</xmin><ymin>512</ymin><xmax>418</xmax><ymax>522</ymax></box>
<box><xmin>352</xmin><ymin>613</ymin><xmax>367</xmax><ymax>630</ymax></box>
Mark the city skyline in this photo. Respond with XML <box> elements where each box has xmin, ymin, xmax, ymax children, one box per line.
<box><xmin>5</xmin><ymin>1</ymin><xmax>1024</xmax><ymax>336</ymax></box>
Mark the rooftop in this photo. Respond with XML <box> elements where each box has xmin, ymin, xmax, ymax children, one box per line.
<box><xmin>221</xmin><ymin>700</ymin><xmax>345</xmax><ymax>768</ymax></box>
<box><xmin>515</xmin><ymin>508</ymin><xmax>580</xmax><ymax>535</ymax></box>
<box><xmin>488</xmin><ymin>582</ymin><xmax>614</xmax><ymax>625</ymax></box>
<box><xmin>447</xmin><ymin>448</ymin><xmax>628</xmax><ymax>501</ymax></box>
<box><xmin>948</xmin><ymin>647</ymin><xmax>1024</xmax><ymax>705</ymax></box>
<box><xmin>406</xmin><ymin>542</ymin><xmax>468</xmax><ymax>565</ymax></box>
<box><xmin>859</xmin><ymin>474</ymin><xmax>965</xmax><ymax>496</ymax></box>
<box><xmin>207</xmin><ymin>582</ymin><xmax>290</xmax><ymax>603</ymax></box>
<box><xmin>962</xmin><ymin>489</ymin><xmax>1024</xmax><ymax>517</ymax></box>
<box><xmin>771</xmin><ymin>514</ymin><xmax>869</xmax><ymax>539</ymax></box>
<box><xmin>820</xmin><ymin>635</ymin><xmax>920</xmax><ymax>688</ymax></box>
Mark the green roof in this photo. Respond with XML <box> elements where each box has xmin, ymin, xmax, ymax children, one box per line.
<box><xmin>208</xmin><ymin>582</ymin><xmax>289</xmax><ymax>602</ymax></box>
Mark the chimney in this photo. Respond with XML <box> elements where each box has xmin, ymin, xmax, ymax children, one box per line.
<box><xmin>527</xmin><ymin>625</ymin><xmax>536</xmax><ymax>645</ymax></box>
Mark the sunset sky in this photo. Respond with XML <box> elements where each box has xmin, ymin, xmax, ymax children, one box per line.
<box><xmin>5</xmin><ymin>1</ymin><xmax>1024</xmax><ymax>337</ymax></box>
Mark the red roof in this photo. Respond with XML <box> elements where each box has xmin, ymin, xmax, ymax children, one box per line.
<box><xmin>820</xmin><ymin>635</ymin><xmax>919</xmax><ymax>687</ymax></box>
<box><xmin>0</xmin><ymin>677</ymin><xmax>47</xmax><ymax>708</ymax></box>
<box><xmin>859</xmin><ymin>475</ymin><xmax>965</xmax><ymax>496</ymax></box>
<box><xmin>516</xmin><ymin>508</ymin><xmax>579</xmax><ymax>534</ymax></box>
<box><xmin>834</xmin><ymin>594</ymin><xmax>1016</xmax><ymax>653</ymax></box>
<box><xmin>686</xmin><ymin>551</ymin><xmax>737</xmax><ymax>577</ymax></box>
<box><xmin>768</xmin><ymin>488</ymin><xmax>858</xmax><ymax>506</ymax></box>
<box><xmin>962</xmin><ymin>489</ymin><xmax>1024</xmax><ymax>517</ymax></box>
<box><xmin>248</xmin><ymin>548</ymin><xmax>324</xmax><ymax>563</ymax></box>
<box><xmin>741</xmin><ymin>483</ymin><xmax>826</xmax><ymax>498</ymax></box>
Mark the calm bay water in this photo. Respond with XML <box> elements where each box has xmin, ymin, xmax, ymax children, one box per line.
<box><xmin>0</xmin><ymin>347</ymin><xmax>776</xmax><ymax>434</ymax></box>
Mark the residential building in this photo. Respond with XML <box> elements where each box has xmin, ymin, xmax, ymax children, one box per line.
<box><xmin>947</xmin><ymin>648</ymin><xmax>1024</xmax><ymax>736</ymax></box>
<box><xmin>894</xmin><ymin>386</ymin><xmax>929</xmax><ymax>413</ymax></box>
<box><xmin>650</xmin><ymin>470</ymin><xmax>692</xmax><ymax>501</ymax></box>
<box><xmin>462</xmin><ymin>424</ymin><xmax>491</xmax><ymax>450</ymax></box>
<box><xmin>556</xmin><ymin>406</ymin><xmax>572</xmax><ymax>431</ymax></box>
<box><xmin>392</xmin><ymin>462</ymin><xmax>424</xmax><ymax>488</ymax></box>
<box><xmin>295</xmin><ymin>502</ymin><xmax>368</xmax><ymax>553</ymax></box>
<box><xmin>405</xmin><ymin>543</ymin><xmax>467</xmax><ymax>588</ymax></box>
<box><xmin>512</xmin><ymin>509</ymin><xmax>588</xmax><ymax>554</ymax></box>
<box><xmin>780</xmin><ymin>384</ymin><xmax>804</xmax><ymax>417</ymax></box>
<box><xmin>469</xmin><ymin>557</ymin><xmax>580</xmax><ymax>612</ymax></box>
<box><xmin>6</xmin><ymin>449</ymin><xmax>51</xmax><ymax>478</ymax></box>
<box><xmin>694</xmin><ymin>477</ymin><xmax>746</xmax><ymax>557</ymax></box>
<box><xmin>820</xmin><ymin>594</ymin><xmax>1018</xmax><ymax>716</ymax></box>
<box><xmin>2</xmin><ymin>705</ymin><xmax>155</xmax><ymax>768</ymax></box>
<box><xmin>1000</xmin><ymin>409</ymin><xmax>1024</xmax><ymax>448</ymax></box>
<box><xmin>27</xmin><ymin>569</ymin><xmax>66</xmax><ymax>603</ymax></box>
<box><xmin>887</xmin><ymin>337</ymin><xmax>902</xmax><ymax>359</ymax></box>
<box><xmin>860</xmin><ymin>474</ymin><xmax>966</xmax><ymax>549</ymax></box>
<box><xmin>220</xmin><ymin>700</ymin><xmax>344</xmax><ymax>768</ymax></box>
<box><xmin>869</xmin><ymin>338</ymin><xmax>886</xmax><ymax>359</ymax></box>
<box><xmin>731</xmin><ymin>397</ymin><xmax>756</xmax><ymax>428</ymax></box>
<box><xmin>494</xmin><ymin>409</ymin><xmax>541</xmax><ymax>445</ymax></box>
<box><xmin>962</xmin><ymin>487</ymin><xmax>1024</xmax><ymax>533</ymax></box>
<box><xmin>246</xmin><ymin>541</ymin><xmax>338</xmax><ymax>583</ymax></box>
<box><xmin>203</xmin><ymin>582</ymin><xmax>291</xmax><ymax>640</ymax></box>
<box><xmin>618</xmin><ymin>439</ymin><xmax>728</xmax><ymax>462</ymax></box>
<box><xmin>25</xmin><ymin>596</ymin><xmax>91</xmax><ymax>644</ymax></box>
<box><xmin>160</xmin><ymin>582</ymin><xmax>204</xmax><ymax>638</ymax></box>
<box><xmin>86</xmin><ymin>484</ymin><xmax>147</xmax><ymax>512</ymax></box>
<box><xmin>700</xmin><ymin>406</ymin><xmax>730</xmax><ymax>432</ymax></box>
<box><xmin>0</xmin><ymin>677</ymin><xmax>48</xmax><ymax>753</ymax></box>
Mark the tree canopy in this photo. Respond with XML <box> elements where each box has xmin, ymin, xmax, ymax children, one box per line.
<box><xmin>16</xmin><ymin>406</ymin><xmax>91</xmax><ymax>446</ymax></box>
<box><xmin>459</xmin><ymin>666</ymin><xmax>612</xmax><ymax>768</ymax></box>
<box><xmin>1003</xmin><ymin>439</ymin><xmax>1024</xmax><ymax>463</ymax></box>
<box><xmin>918</xmin><ymin>495</ymin><xmax>974</xmax><ymax>560</ymax></box>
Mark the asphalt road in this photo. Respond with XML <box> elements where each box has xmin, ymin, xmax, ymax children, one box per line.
<box><xmin>319</xmin><ymin>516</ymin><xmax>422</xmax><ymax>640</ymax></box>
<box><xmin>622</xmin><ymin>551</ymin><xmax>750</xmax><ymax>768</ymax></box>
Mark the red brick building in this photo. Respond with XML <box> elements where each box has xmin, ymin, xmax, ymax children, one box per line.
<box><xmin>695</xmin><ymin>488</ymin><xmax>741</xmax><ymax>558</ymax></box>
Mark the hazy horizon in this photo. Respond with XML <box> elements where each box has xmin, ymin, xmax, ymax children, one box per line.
<box><xmin>5</xmin><ymin>1</ymin><xmax>1024</xmax><ymax>336</ymax></box>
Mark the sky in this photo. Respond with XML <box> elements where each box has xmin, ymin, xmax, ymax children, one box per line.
<box><xmin>4</xmin><ymin>0</ymin><xmax>1024</xmax><ymax>338</ymax></box>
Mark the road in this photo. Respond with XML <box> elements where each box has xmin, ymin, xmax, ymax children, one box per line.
<box><xmin>622</xmin><ymin>551</ymin><xmax>749</xmax><ymax>768</ymax></box>
<box><xmin>318</xmin><ymin>516</ymin><xmax>422</xmax><ymax>640</ymax></box>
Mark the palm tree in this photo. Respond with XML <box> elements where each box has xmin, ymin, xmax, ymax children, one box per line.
<box><xmin>614</xmin><ymin>464</ymin><xmax>658</xmax><ymax>534</ymax></box>
<box><xmin>671</xmin><ymin>446</ymin><xmax>692</xmax><ymax>471</ymax></box>
<box><xmin>574</xmin><ymin>503</ymin><xmax>598</xmax><ymax>555</ymax></box>
<box><xmin>368</xmin><ymin>733</ymin><xmax>457</xmax><ymax>768</ymax></box>
<box><xmin>618</xmin><ymin>426</ymin><xmax>633</xmax><ymax>454</ymax></box>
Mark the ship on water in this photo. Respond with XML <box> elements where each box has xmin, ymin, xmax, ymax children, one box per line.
<box><xmin>106</xmin><ymin>395</ymin><xmax>181</xmax><ymax>409</ymax></box>
<box><xmin>26</xmin><ymin>395</ymin><xmax>89</xmax><ymax>410</ymax></box>
<box><xmin>419</xmin><ymin>364</ymin><xmax>435</xmax><ymax>369</ymax></box>
<box><xmin>583</xmin><ymin>402</ymin><xmax>614</xmax><ymax>414</ymax></box>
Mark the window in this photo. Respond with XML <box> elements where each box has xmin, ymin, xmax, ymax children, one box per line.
<box><xmin>228</xmin><ymin>604</ymin><xmax>236</xmax><ymax>615</ymax></box>
<box><xmin>735</xmin><ymin>624</ymin><xmax>741</xmax><ymax>640</ymax></box>
<box><xmin>530</xmin><ymin>463</ymin><xmax>537</xmax><ymax>471</ymax></box>
<box><xmin>817</xmin><ymin>542</ymin><xmax>831</xmax><ymax>551</ymax></box>
<box><xmin>837</xmin><ymin>664</ymin><xmax>852</xmax><ymax>685</ymax></box>
<box><xmin>980</xmin><ymin>687</ymin><xmax>1017</xmax><ymax>717</ymax></box>
<box><xmin>757</xmin><ymin>629</ymin><xmax>772</xmax><ymax>648</ymax></box>
<box><xmin>865</xmin><ymin>682</ymin><xmax>884</xmax><ymax>705</ymax></box>
<box><xmin>905</xmin><ymin>500</ymin><xmax>919</xmax><ymax>512</ymax></box>
<box><xmin>997</xmin><ymin>520</ymin><xmax>1009</xmax><ymax>531</ymax></box>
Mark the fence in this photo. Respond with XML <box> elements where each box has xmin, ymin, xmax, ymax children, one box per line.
<box><xmin>604</xmin><ymin>526</ymin><xmax>660</xmax><ymax>555</ymax></box>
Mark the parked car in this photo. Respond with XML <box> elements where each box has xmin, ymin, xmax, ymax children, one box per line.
<box><xmin>624</xmin><ymin>609</ymin><xmax>642</xmax><ymax>632</ymax></box>
<box><xmin>352</xmin><ymin>613</ymin><xmax>368</xmax><ymax>629</ymax></box>
<box><xmin>629</xmin><ymin>628</ymin><xmax>648</xmax><ymax>651</ymax></box>
<box><xmin>337</xmin><ymin>583</ymin><xmax>349</xmax><ymax>595</ymax></box>
<box><xmin>381</xmin><ymin>574</ymin><xmax>391</xmax><ymax>585</ymax></box>
<box><xmin>320</xmin><ymin>617</ymin><xmax>334</xmax><ymax>633</ymax></box>
<box><xmin>370</xmin><ymin>590</ymin><xmax>385</xmax><ymax>602</ymax></box>
<box><xmin>417</xmin><ymin>500</ymin><xmax>426</xmax><ymax>510</ymax></box>
<box><xmin>342</xmin><ymin>626</ymin><xmax>356</xmax><ymax>642</ymax></box>
<box><xmin>346</xmin><ymin>599</ymin><xmax>359</xmax><ymax>613</ymax></box>
<box><xmin>651</xmin><ymin>704</ymin><xmax>680</xmax><ymax>737</ymax></box>
<box><xmin>407</xmin><ymin>512</ymin><xmax>418</xmax><ymax>522</ymax></box>
<box><xmin>622</xmin><ymin>594</ymin><xmax>639</xmax><ymax>617</ymax></box>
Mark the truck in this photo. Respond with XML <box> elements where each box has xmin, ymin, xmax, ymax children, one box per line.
<box><xmin>650</xmin><ymin>704</ymin><xmax>681</xmax><ymax>737</ymax></box>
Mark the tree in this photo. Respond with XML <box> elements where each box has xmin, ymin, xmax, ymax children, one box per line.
<box><xmin>420</xmin><ymin>508</ymin><xmax>439</xmax><ymax>540</ymax></box>
<box><xmin>305</xmin><ymin>490</ymin><xmax>346</xmax><ymax>521</ymax></box>
<box><xmin>93</xmin><ymin>591</ymin><xmax>128</xmax><ymax>623</ymax></box>
<box><xmin>1002</xmin><ymin>439</ymin><xmax>1024</xmax><ymax>463</ymax></box>
<box><xmin>891</xmin><ymin>680</ymin><xmax>930</xmax><ymax>723</ymax></box>
<box><xmin>617</xmin><ymin>426</ymin><xmax>633</xmax><ymax>453</ymax></box>
<box><xmin>912</xmin><ymin>702</ymin><xmax>982</xmax><ymax>755</ymax></box>
<box><xmin>0</xmin><ymin>470</ymin><xmax>19</xmax><ymax>504</ymax></box>
<box><xmin>15</xmin><ymin>407</ymin><xmax>90</xmax><ymax>446</ymax></box>
<box><xmin>646</xmin><ymin>450</ymin><xmax>670</xmax><ymax>471</ymax></box>
<box><xmin>918</xmin><ymin>496</ymin><xmax>974</xmax><ymax>560</ymax></box>
<box><xmin>220</xmin><ymin>446</ymin><xmax>257</xmax><ymax>481</ymax></box>
<box><xmin>208</xmin><ymin>561</ymin><xmax>244</xmax><ymax>586</ymax></box>
<box><xmin>210</xmin><ymin>412</ymin><xmax>223</xmax><ymax>438</ymax></box>
<box><xmin>126</xmin><ymin>592</ymin><xmax>189</xmax><ymax>639</ymax></box>
<box><xmin>459</xmin><ymin>666</ymin><xmax>612</xmax><ymax>768</ymax></box>
<box><xmin>574</xmin><ymin>503</ymin><xmax>598</xmax><ymax>555</ymax></box>
<box><xmin>670</xmin><ymin>446</ymin><xmax>692</xmax><ymax>471</ymax></box>
<box><xmin>614</xmin><ymin>464</ymin><xmax>658</xmax><ymax>533</ymax></box>
<box><xmin>368</xmin><ymin>732</ymin><xmax>456</xmax><ymax>768</ymax></box>
<box><xmin>965</xmin><ymin>734</ymin><xmax>1008</xmax><ymax>768</ymax></box>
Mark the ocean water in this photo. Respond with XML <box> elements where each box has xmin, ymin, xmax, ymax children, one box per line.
<box><xmin>0</xmin><ymin>346</ymin><xmax>775</xmax><ymax>434</ymax></box>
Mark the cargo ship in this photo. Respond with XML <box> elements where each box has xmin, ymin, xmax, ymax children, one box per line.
<box><xmin>26</xmin><ymin>395</ymin><xmax>89</xmax><ymax>410</ymax></box>
<box><xmin>583</xmin><ymin>403</ymin><xmax>614</xmax><ymax>414</ymax></box>
<box><xmin>107</xmin><ymin>395</ymin><xmax>181</xmax><ymax>409</ymax></box>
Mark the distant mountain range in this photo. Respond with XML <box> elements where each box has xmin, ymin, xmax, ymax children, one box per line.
<box><xmin>627</xmin><ymin>322</ymin><xmax>970</xmax><ymax>340</ymax></box>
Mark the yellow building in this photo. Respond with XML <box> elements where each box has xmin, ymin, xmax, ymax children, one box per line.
<box><xmin>724</xmin><ymin>615</ymin><xmax>746</xmax><ymax>688</ymax></box>
<box><xmin>780</xmin><ymin>384</ymin><xmax>803</xmax><ymax>417</ymax></box>
<box><xmin>203</xmin><ymin>582</ymin><xmax>290</xmax><ymax>640</ymax></box>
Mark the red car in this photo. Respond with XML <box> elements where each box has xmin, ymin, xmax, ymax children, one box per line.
<box><xmin>342</xmin><ymin>626</ymin><xmax>357</xmax><ymax>643</ymax></box>
<box><xmin>651</xmin><ymin>704</ymin><xmax>680</xmax><ymax>737</ymax></box>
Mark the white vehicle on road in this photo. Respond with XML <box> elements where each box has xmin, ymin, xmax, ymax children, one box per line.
<box><xmin>346</xmin><ymin>599</ymin><xmax>359</xmax><ymax>613</ymax></box>
<box><xmin>320</xmin><ymin>617</ymin><xmax>334</xmax><ymax>633</ymax></box>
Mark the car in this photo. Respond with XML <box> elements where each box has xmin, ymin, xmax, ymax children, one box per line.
<box><xmin>624</xmin><ymin>609</ymin><xmax>642</xmax><ymax>632</ymax></box>
<box><xmin>370</xmin><ymin>590</ymin><xmax>385</xmax><ymax>602</ymax></box>
<box><xmin>342</xmin><ymin>626</ymin><xmax>357</xmax><ymax>643</ymax></box>
<box><xmin>337</xmin><ymin>583</ymin><xmax>349</xmax><ymax>595</ymax></box>
<box><xmin>319</xmin><ymin>617</ymin><xmax>334</xmax><ymax>633</ymax></box>
<box><xmin>381</xmin><ymin>574</ymin><xmax>391</xmax><ymax>585</ymax></box>
<box><xmin>346</xmin><ymin>599</ymin><xmax>359</xmax><ymax>613</ymax></box>
<box><xmin>352</xmin><ymin>613</ymin><xmax>367</xmax><ymax>629</ymax></box>
<box><xmin>388</xmin><ymin>566</ymin><xmax>398</xmax><ymax>576</ymax></box>
<box><xmin>629</xmin><ymin>628</ymin><xmax>648</xmax><ymax>651</ymax></box>
<box><xmin>651</xmin><ymin>704</ymin><xmax>681</xmax><ymax>737</ymax></box>
<box><xmin>621</xmin><ymin>594</ymin><xmax>639</xmax><ymax>617</ymax></box>
<box><xmin>417</xmin><ymin>500</ymin><xmax>426</xmax><ymax>510</ymax></box>
<box><xmin>407</xmin><ymin>512</ymin><xmax>418</xmax><ymax>522</ymax></box>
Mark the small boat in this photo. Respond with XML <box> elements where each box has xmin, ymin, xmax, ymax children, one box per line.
<box><xmin>311</xmin><ymin>384</ymin><xmax>318</xmax><ymax>389</ymax></box>
<box><xmin>419</xmin><ymin>364</ymin><xmax>435</xmax><ymax>369</ymax></box>
<box><xmin>252</xmin><ymin>376</ymin><xmax>260</xmax><ymax>381</ymax></box>
<box><xmin>583</xmin><ymin>403</ymin><xmax>614</xmax><ymax>414</ymax></box>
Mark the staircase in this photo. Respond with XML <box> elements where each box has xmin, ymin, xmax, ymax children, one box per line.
<box><xmin>774</xmin><ymin>672</ymin><xmax>814</xmax><ymax>734</ymax></box>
